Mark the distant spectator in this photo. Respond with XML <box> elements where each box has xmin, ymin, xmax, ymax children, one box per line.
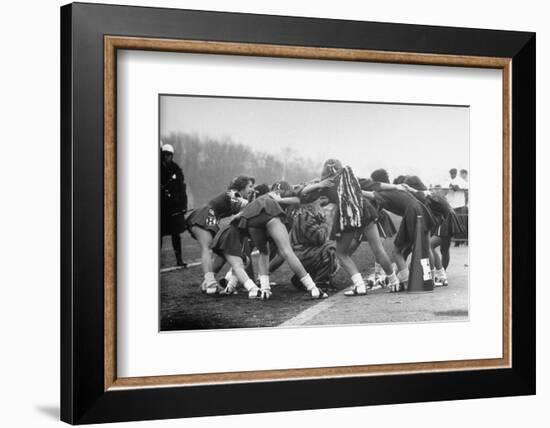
<box><xmin>444</xmin><ymin>168</ymin><xmax>468</xmax><ymax>245</ymax></box>
<box><xmin>459</xmin><ymin>169</ymin><xmax>469</xmax><ymax>206</ymax></box>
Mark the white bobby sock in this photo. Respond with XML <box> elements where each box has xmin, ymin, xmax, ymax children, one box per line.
<box><xmin>300</xmin><ymin>273</ymin><xmax>317</xmax><ymax>291</ymax></box>
<box><xmin>243</xmin><ymin>279</ymin><xmax>257</xmax><ymax>292</ymax></box>
<box><xmin>351</xmin><ymin>273</ymin><xmax>365</xmax><ymax>288</ymax></box>
<box><xmin>259</xmin><ymin>275</ymin><xmax>271</xmax><ymax>290</ymax></box>
<box><xmin>204</xmin><ymin>272</ymin><xmax>216</xmax><ymax>284</ymax></box>
<box><xmin>227</xmin><ymin>275</ymin><xmax>238</xmax><ymax>288</ymax></box>
<box><xmin>224</xmin><ymin>269</ymin><xmax>238</xmax><ymax>288</ymax></box>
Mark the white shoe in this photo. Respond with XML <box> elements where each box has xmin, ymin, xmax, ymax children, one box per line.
<box><xmin>248</xmin><ymin>286</ymin><xmax>262</xmax><ymax>299</ymax></box>
<box><xmin>260</xmin><ymin>287</ymin><xmax>272</xmax><ymax>300</ymax></box>
<box><xmin>220</xmin><ymin>283</ymin><xmax>238</xmax><ymax>295</ymax></box>
<box><xmin>387</xmin><ymin>277</ymin><xmax>400</xmax><ymax>292</ymax></box>
<box><xmin>311</xmin><ymin>287</ymin><xmax>328</xmax><ymax>299</ymax></box>
<box><xmin>344</xmin><ymin>284</ymin><xmax>367</xmax><ymax>296</ymax></box>
<box><xmin>434</xmin><ymin>275</ymin><xmax>449</xmax><ymax>287</ymax></box>
<box><xmin>205</xmin><ymin>281</ymin><xmax>222</xmax><ymax>295</ymax></box>
<box><xmin>372</xmin><ymin>275</ymin><xmax>386</xmax><ymax>290</ymax></box>
<box><xmin>366</xmin><ymin>274</ymin><xmax>375</xmax><ymax>289</ymax></box>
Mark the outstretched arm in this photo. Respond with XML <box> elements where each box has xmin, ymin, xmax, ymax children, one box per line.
<box><xmin>268</xmin><ymin>192</ymin><xmax>301</xmax><ymax>205</ymax></box>
<box><xmin>301</xmin><ymin>178</ymin><xmax>335</xmax><ymax>194</ymax></box>
<box><xmin>379</xmin><ymin>182</ymin><xmax>409</xmax><ymax>192</ymax></box>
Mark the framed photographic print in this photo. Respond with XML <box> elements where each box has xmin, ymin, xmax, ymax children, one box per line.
<box><xmin>60</xmin><ymin>2</ymin><xmax>535</xmax><ymax>424</ymax></box>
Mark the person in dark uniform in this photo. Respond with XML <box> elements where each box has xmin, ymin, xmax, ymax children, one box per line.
<box><xmin>160</xmin><ymin>144</ymin><xmax>187</xmax><ymax>267</ymax></box>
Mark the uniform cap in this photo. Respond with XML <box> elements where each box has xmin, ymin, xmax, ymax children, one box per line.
<box><xmin>162</xmin><ymin>144</ymin><xmax>174</xmax><ymax>154</ymax></box>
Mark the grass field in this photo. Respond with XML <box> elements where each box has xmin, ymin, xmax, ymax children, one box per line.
<box><xmin>160</xmin><ymin>230</ymin><xmax>392</xmax><ymax>331</ymax></box>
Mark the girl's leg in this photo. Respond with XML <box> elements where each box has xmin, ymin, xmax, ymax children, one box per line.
<box><xmin>212</xmin><ymin>254</ymin><xmax>226</xmax><ymax>275</ymax></box>
<box><xmin>225</xmin><ymin>255</ymin><xmax>263</xmax><ymax>298</ymax></box>
<box><xmin>430</xmin><ymin>235</ymin><xmax>449</xmax><ymax>286</ymax></box>
<box><xmin>266</xmin><ymin>218</ymin><xmax>326</xmax><ymax>298</ymax></box>
<box><xmin>335</xmin><ymin>231</ymin><xmax>360</xmax><ymax>277</ymax></box>
<box><xmin>248</xmin><ymin>228</ymin><xmax>274</xmax><ymax>299</ymax></box>
<box><xmin>191</xmin><ymin>226</ymin><xmax>218</xmax><ymax>293</ymax></box>
<box><xmin>392</xmin><ymin>248</ymin><xmax>407</xmax><ymax>273</ymax></box>
<box><xmin>363</xmin><ymin>223</ymin><xmax>399</xmax><ymax>291</ymax></box>
<box><xmin>440</xmin><ymin>237</ymin><xmax>452</xmax><ymax>270</ymax></box>
<box><xmin>269</xmin><ymin>252</ymin><xmax>285</xmax><ymax>274</ymax></box>
<box><xmin>392</xmin><ymin>246</ymin><xmax>409</xmax><ymax>291</ymax></box>
<box><xmin>333</xmin><ymin>231</ymin><xmax>367</xmax><ymax>296</ymax></box>
<box><xmin>426</xmin><ymin>232</ymin><xmax>435</xmax><ymax>268</ymax></box>
<box><xmin>266</xmin><ymin>219</ymin><xmax>307</xmax><ymax>278</ymax></box>
<box><xmin>347</xmin><ymin>234</ymin><xmax>362</xmax><ymax>257</ymax></box>
<box><xmin>257</xmin><ymin>251</ymin><xmax>270</xmax><ymax>276</ymax></box>
<box><xmin>257</xmin><ymin>251</ymin><xmax>273</xmax><ymax>299</ymax></box>
<box><xmin>431</xmin><ymin>236</ymin><xmax>443</xmax><ymax>270</ymax></box>
<box><xmin>363</xmin><ymin>223</ymin><xmax>393</xmax><ymax>275</ymax></box>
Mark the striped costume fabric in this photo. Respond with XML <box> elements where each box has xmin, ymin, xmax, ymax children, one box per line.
<box><xmin>289</xmin><ymin>204</ymin><xmax>337</xmax><ymax>288</ymax></box>
<box><xmin>336</xmin><ymin>166</ymin><xmax>364</xmax><ymax>231</ymax></box>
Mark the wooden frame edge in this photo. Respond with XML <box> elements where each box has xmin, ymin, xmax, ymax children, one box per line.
<box><xmin>109</xmin><ymin>357</ymin><xmax>508</xmax><ymax>390</ymax></box>
<box><xmin>106</xmin><ymin>35</ymin><xmax>511</xmax><ymax>68</ymax></box>
<box><xmin>104</xmin><ymin>36</ymin><xmax>117</xmax><ymax>390</ymax></box>
<box><xmin>103</xmin><ymin>35</ymin><xmax>513</xmax><ymax>391</ymax></box>
<box><xmin>502</xmin><ymin>61</ymin><xmax>513</xmax><ymax>369</ymax></box>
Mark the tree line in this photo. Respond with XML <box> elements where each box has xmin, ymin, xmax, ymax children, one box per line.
<box><xmin>161</xmin><ymin>132</ymin><xmax>320</xmax><ymax>208</ymax></box>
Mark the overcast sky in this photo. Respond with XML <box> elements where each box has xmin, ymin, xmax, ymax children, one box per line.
<box><xmin>160</xmin><ymin>95</ymin><xmax>469</xmax><ymax>186</ymax></box>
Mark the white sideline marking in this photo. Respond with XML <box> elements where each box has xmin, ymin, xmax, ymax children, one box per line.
<box><xmin>160</xmin><ymin>261</ymin><xmax>201</xmax><ymax>273</ymax></box>
<box><xmin>279</xmin><ymin>290</ymin><xmax>347</xmax><ymax>327</ymax></box>
<box><xmin>160</xmin><ymin>250</ymin><xmax>261</xmax><ymax>273</ymax></box>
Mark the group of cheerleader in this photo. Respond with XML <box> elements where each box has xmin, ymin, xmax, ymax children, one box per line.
<box><xmin>182</xmin><ymin>159</ymin><xmax>465</xmax><ymax>300</ymax></box>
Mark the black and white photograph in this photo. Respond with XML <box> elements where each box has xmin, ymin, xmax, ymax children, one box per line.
<box><xmin>159</xmin><ymin>94</ymin><xmax>470</xmax><ymax>331</ymax></box>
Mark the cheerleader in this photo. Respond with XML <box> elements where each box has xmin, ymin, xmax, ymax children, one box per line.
<box><xmin>299</xmin><ymin>159</ymin><xmax>399</xmax><ymax>296</ymax></box>
<box><xmin>211</xmin><ymin>188</ymin><xmax>327</xmax><ymax>300</ymax></box>
<box><xmin>216</xmin><ymin>183</ymin><xmax>271</xmax><ymax>294</ymax></box>
<box><xmin>402</xmin><ymin>175</ymin><xmax>465</xmax><ymax>286</ymax></box>
<box><xmin>267</xmin><ymin>191</ymin><xmax>338</xmax><ymax>291</ymax></box>
<box><xmin>362</xmin><ymin>169</ymin><xmax>436</xmax><ymax>291</ymax></box>
<box><xmin>185</xmin><ymin>175</ymin><xmax>254</xmax><ymax>294</ymax></box>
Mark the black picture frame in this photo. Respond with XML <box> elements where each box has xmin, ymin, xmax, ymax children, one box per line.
<box><xmin>61</xmin><ymin>2</ymin><xmax>535</xmax><ymax>424</ymax></box>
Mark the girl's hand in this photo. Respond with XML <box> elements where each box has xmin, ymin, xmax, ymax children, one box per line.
<box><xmin>397</xmin><ymin>184</ymin><xmax>413</xmax><ymax>192</ymax></box>
<box><xmin>268</xmin><ymin>191</ymin><xmax>282</xmax><ymax>201</ymax></box>
<box><xmin>229</xmin><ymin>211</ymin><xmax>243</xmax><ymax>222</ymax></box>
<box><xmin>318</xmin><ymin>178</ymin><xmax>335</xmax><ymax>188</ymax></box>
